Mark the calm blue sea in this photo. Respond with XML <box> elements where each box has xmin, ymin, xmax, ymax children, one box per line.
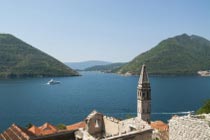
<box><xmin>0</xmin><ymin>71</ymin><xmax>210</xmax><ymax>132</ymax></box>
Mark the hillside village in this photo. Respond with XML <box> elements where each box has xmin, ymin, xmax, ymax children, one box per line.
<box><xmin>0</xmin><ymin>65</ymin><xmax>209</xmax><ymax>140</ymax></box>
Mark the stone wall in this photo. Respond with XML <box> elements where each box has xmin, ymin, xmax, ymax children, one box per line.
<box><xmin>169</xmin><ymin>114</ymin><xmax>210</xmax><ymax>140</ymax></box>
<box><xmin>86</xmin><ymin>112</ymin><xmax>105</xmax><ymax>138</ymax></box>
<box><xmin>105</xmin><ymin>129</ymin><xmax>152</xmax><ymax>140</ymax></box>
<box><xmin>103</xmin><ymin>116</ymin><xmax>120</xmax><ymax>136</ymax></box>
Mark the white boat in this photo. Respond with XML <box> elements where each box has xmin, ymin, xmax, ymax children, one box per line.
<box><xmin>47</xmin><ymin>79</ymin><xmax>61</xmax><ymax>85</ymax></box>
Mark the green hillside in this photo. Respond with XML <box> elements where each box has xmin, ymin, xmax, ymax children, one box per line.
<box><xmin>85</xmin><ymin>62</ymin><xmax>126</xmax><ymax>73</ymax></box>
<box><xmin>118</xmin><ymin>34</ymin><xmax>210</xmax><ymax>75</ymax></box>
<box><xmin>0</xmin><ymin>34</ymin><xmax>79</xmax><ymax>78</ymax></box>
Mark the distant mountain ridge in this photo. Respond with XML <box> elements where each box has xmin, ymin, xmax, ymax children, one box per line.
<box><xmin>85</xmin><ymin>62</ymin><xmax>126</xmax><ymax>73</ymax></box>
<box><xmin>65</xmin><ymin>60</ymin><xmax>111</xmax><ymax>70</ymax></box>
<box><xmin>117</xmin><ymin>34</ymin><xmax>210</xmax><ymax>75</ymax></box>
<box><xmin>0</xmin><ymin>34</ymin><xmax>79</xmax><ymax>78</ymax></box>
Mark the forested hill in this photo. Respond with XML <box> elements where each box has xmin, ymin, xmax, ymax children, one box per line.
<box><xmin>117</xmin><ymin>34</ymin><xmax>210</xmax><ymax>75</ymax></box>
<box><xmin>65</xmin><ymin>60</ymin><xmax>111</xmax><ymax>70</ymax></box>
<box><xmin>85</xmin><ymin>63</ymin><xmax>126</xmax><ymax>73</ymax></box>
<box><xmin>0</xmin><ymin>34</ymin><xmax>79</xmax><ymax>78</ymax></box>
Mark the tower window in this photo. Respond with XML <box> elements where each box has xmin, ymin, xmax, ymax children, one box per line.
<box><xmin>95</xmin><ymin>119</ymin><xmax>99</xmax><ymax>128</ymax></box>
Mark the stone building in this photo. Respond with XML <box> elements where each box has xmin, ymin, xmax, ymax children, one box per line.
<box><xmin>84</xmin><ymin>111</ymin><xmax>105</xmax><ymax>138</ymax></box>
<box><xmin>75</xmin><ymin>110</ymin><xmax>152</xmax><ymax>140</ymax></box>
<box><xmin>169</xmin><ymin>114</ymin><xmax>210</xmax><ymax>140</ymax></box>
<box><xmin>137</xmin><ymin>64</ymin><xmax>151</xmax><ymax>123</ymax></box>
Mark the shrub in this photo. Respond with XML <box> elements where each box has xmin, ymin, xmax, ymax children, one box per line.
<box><xmin>196</xmin><ymin>99</ymin><xmax>210</xmax><ymax>114</ymax></box>
<box><xmin>56</xmin><ymin>124</ymin><xmax>66</xmax><ymax>130</ymax></box>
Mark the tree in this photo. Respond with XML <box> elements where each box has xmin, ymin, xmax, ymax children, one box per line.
<box><xmin>26</xmin><ymin>123</ymin><xmax>33</xmax><ymax>129</ymax></box>
<box><xmin>196</xmin><ymin>99</ymin><xmax>210</xmax><ymax>114</ymax></box>
<box><xmin>56</xmin><ymin>124</ymin><xmax>66</xmax><ymax>130</ymax></box>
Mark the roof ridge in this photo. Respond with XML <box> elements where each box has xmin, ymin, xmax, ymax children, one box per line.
<box><xmin>9</xmin><ymin>127</ymin><xmax>22</xmax><ymax>140</ymax></box>
<box><xmin>3</xmin><ymin>131</ymin><xmax>12</xmax><ymax>140</ymax></box>
<box><xmin>0</xmin><ymin>133</ymin><xmax>6</xmax><ymax>140</ymax></box>
<box><xmin>12</xmin><ymin>124</ymin><xmax>30</xmax><ymax>140</ymax></box>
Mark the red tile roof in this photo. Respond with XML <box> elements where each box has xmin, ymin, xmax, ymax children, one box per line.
<box><xmin>66</xmin><ymin>121</ymin><xmax>86</xmax><ymax>131</ymax></box>
<box><xmin>28</xmin><ymin>125</ymin><xmax>42</xmax><ymax>136</ymax></box>
<box><xmin>28</xmin><ymin>123</ymin><xmax>58</xmax><ymax>136</ymax></box>
<box><xmin>0</xmin><ymin>124</ymin><xmax>35</xmax><ymax>140</ymax></box>
<box><xmin>151</xmin><ymin>121</ymin><xmax>169</xmax><ymax>131</ymax></box>
<box><xmin>38</xmin><ymin>122</ymin><xmax>57</xmax><ymax>135</ymax></box>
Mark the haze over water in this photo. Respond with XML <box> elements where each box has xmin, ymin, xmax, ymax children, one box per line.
<box><xmin>0</xmin><ymin>72</ymin><xmax>210</xmax><ymax>132</ymax></box>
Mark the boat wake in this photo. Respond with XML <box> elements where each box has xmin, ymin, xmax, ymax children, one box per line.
<box><xmin>46</xmin><ymin>79</ymin><xmax>61</xmax><ymax>85</ymax></box>
<box><xmin>152</xmin><ymin>111</ymin><xmax>194</xmax><ymax>115</ymax></box>
<box><xmin>105</xmin><ymin>111</ymin><xmax>194</xmax><ymax>116</ymax></box>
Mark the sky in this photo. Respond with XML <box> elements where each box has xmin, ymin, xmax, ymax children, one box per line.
<box><xmin>0</xmin><ymin>0</ymin><xmax>210</xmax><ymax>63</ymax></box>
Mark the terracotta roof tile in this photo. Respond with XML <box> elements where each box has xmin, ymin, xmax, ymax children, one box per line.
<box><xmin>151</xmin><ymin>121</ymin><xmax>169</xmax><ymax>131</ymax></box>
<box><xmin>28</xmin><ymin>125</ymin><xmax>41</xmax><ymax>136</ymax></box>
<box><xmin>28</xmin><ymin>123</ymin><xmax>58</xmax><ymax>136</ymax></box>
<box><xmin>0</xmin><ymin>134</ymin><xmax>4</xmax><ymax>140</ymax></box>
<box><xmin>66</xmin><ymin>121</ymin><xmax>86</xmax><ymax>131</ymax></box>
<box><xmin>13</xmin><ymin>124</ymin><xmax>35</xmax><ymax>137</ymax></box>
<box><xmin>38</xmin><ymin>123</ymin><xmax>58</xmax><ymax>136</ymax></box>
<box><xmin>0</xmin><ymin>124</ymin><xmax>35</xmax><ymax>140</ymax></box>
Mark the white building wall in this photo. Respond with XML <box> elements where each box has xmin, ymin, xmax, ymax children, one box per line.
<box><xmin>103</xmin><ymin>116</ymin><xmax>120</xmax><ymax>136</ymax></box>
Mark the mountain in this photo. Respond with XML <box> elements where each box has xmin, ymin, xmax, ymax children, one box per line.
<box><xmin>65</xmin><ymin>60</ymin><xmax>111</xmax><ymax>70</ymax></box>
<box><xmin>118</xmin><ymin>34</ymin><xmax>210</xmax><ymax>75</ymax></box>
<box><xmin>0</xmin><ymin>34</ymin><xmax>79</xmax><ymax>78</ymax></box>
<box><xmin>85</xmin><ymin>62</ymin><xmax>126</xmax><ymax>73</ymax></box>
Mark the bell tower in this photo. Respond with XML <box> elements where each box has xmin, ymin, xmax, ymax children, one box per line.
<box><xmin>137</xmin><ymin>64</ymin><xmax>151</xmax><ymax>123</ymax></box>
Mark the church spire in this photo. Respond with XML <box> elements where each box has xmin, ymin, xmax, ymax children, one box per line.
<box><xmin>137</xmin><ymin>64</ymin><xmax>151</xmax><ymax>123</ymax></box>
<box><xmin>138</xmin><ymin>64</ymin><xmax>149</xmax><ymax>85</ymax></box>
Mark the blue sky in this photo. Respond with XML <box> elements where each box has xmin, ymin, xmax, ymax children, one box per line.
<box><xmin>0</xmin><ymin>0</ymin><xmax>209</xmax><ymax>62</ymax></box>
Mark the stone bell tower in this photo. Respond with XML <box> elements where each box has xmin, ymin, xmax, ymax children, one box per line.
<box><xmin>137</xmin><ymin>64</ymin><xmax>151</xmax><ymax>123</ymax></box>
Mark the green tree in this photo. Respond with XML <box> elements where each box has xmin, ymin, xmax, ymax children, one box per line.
<box><xmin>196</xmin><ymin>99</ymin><xmax>210</xmax><ymax>114</ymax></box>
<box><xmin>26</xmin><ymin>123</ymin><xmax>33</xmax><ymax>129</ymax></box>
<box><xmin>56</xmin><ymin>124</ymin><xmax>66</xmax><ymax>130</ymax></box>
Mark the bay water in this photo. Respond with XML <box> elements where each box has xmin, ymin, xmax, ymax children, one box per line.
<box><xmin>0</xmin><ymin>71</ymin><xmax>210</xmax><ymax>132</ymax></box>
